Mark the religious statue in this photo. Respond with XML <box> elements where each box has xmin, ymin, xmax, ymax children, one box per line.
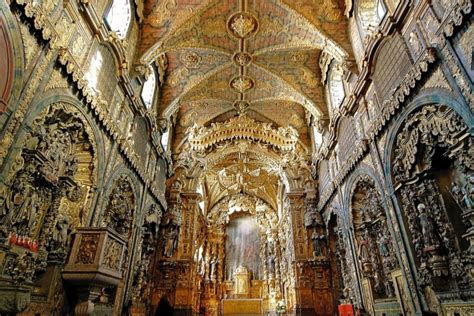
<box><xmin>311</xmin><ymin>231</ymin><xmax>326</xmax><ymax>257</ymax></box>
<box><xmin>267</xmin><ymin>243</ymin><xmax>276</xmax><ymax>275</ymax></box>
<box><xmin>450</xmin><ymin>180</ymin><xmax>473</xmax><ymax>211</ymax></box>
<box><xmin>160</xmin><ymin>203</ymin><xmax>182</xmax><ymax>258</ymax></box>
<box><xmin>53</xmin><ymin>215</ymin><xmax>71</xmax><ymax>246</ymax></box>
<box><xmin>8</xmin><ymin>165</ymin><xmax>41</xmax><ymax>236</ymax></box>
<box><xmin>378</xmin><ymin>232</ymin><xmax>389</xmax><ymax>257</ymax></box>
<box><xmin>358</xmin><ymin>231</ymin><xmax>373</xmax><ymax>274</ymax></box>
<box><xmin>162</xmin><ymin>226</ymin><xmax>178</xmax><ymax>258</ymax></box>
<box><xmin>417</xmin><ymin>203</ymin><xmax>439</xmax><ymax>250</ymax></box>
<box><xmin>156</xmin><ymin>53</ymin><xmax>168</xmax><ymax>86</ymax></box>
<box><xmin>209</xmin><ymin>255</ymin><xmax>217</xmax><ymax>280</ymax></box>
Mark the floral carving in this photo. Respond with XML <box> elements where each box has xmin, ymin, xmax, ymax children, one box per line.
<box><xmin>4</xmin><ymin>252</ymin><xmax>45</xmax><ymax>285</ymax></box>
<box><xmin>233</xmin><ymin>101</ymin><xmax>250</xmax><ymax>114</ymax></box>
<box><xmin>228</xmin><ymin>13</ymin><xmax>258</xmax><ymax>38</ymax></box>
<box><xmin>233</xmin><ymin>52</ymin><xmax>252</xmax><ymax>66</ymax></box>
<box><xmin>230</xmin><ymin>76</ymin><xmax>254</xmax><ymax>93</ymax></box>
<box><xmin>180</xmin><ymin>51</ymin><xmax>202</xmax><ymax>69</ymax></box>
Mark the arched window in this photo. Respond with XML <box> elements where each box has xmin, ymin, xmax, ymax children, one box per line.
<box><xmin>105</xmin><ymin>0</ymin><xmax>132</xmax><ymax>39</ymax></box>
<box><xmin>196</xmin><ymin>184</ymin><xmax>205</xmax><ymax>215</ymax></box>
<box><xmin>141</xmin><ymin>67</ymin><xmax>157</xmax><ymax>109</ymax></box>
<box><xmin>84</xmin><ymin>50</ymin><xmax>103</xmax><ymax>94</ymax></box>
<box><xmin>161</xmin><ymin>129</ymin><xmax>169</xmax><ymax>151</ymax></box>
<box><xmin>312</xmin><ymin>125</ymin><xmax>323</xmax><ymax>149</ymax></box>
<box><xmin>357</xmin><ymin>0</ymin><xmax>386</xmax><ymax>38</ymax></box>
<box><xmin>328</xmin><ymin>63</ymin><xmax>345</xmax><ymax>110</ymax></box>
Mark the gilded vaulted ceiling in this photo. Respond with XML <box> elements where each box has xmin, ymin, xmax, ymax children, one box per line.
<box><xmin>142</xmin><ymin>0</ymin><xmax>352</xmax><ymax>205</ymax></box>
<box><xmin>139</xmin><ymin>0</ymin><xmax>352</xmax><ymax>145</ymax></box>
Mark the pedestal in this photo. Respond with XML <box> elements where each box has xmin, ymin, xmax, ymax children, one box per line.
<box><xmin>62</xmin><ymin>227</ymin><xmax>127</xmax><ymax>316</ymax></box>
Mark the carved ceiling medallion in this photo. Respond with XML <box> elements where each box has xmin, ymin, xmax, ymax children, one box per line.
<box><xmin>233</xmin><ymin>101</ymin><xmax>250</xmax><ymax>114</ymax></box>
<box><xmin>230</xmin><ymin>76</ymin><xmax>255</xmax><ymax>93</ymax></box>
<box><xmin>233</xmin><ymin>52</ymin><xmax>252</xmax><ymax>66</ymax></box>
<box><xmin>180</xmin><ymin>51</ymin><xmax>202</xmax><ymax>69</ymax></box>
<box><xmin>228</xmin><ymin>12</ymin><xmax>259</xmax><ymax>39</ymax></box>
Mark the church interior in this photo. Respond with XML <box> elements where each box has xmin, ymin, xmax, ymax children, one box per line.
<box><xmin>0</xmin><ymin>0</ymin><xmax>473</xmax><ymax>315</ymax></box>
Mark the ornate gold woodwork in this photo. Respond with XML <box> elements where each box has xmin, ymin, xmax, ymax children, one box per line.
<box><xmin>187</xmin><ymin>115</ymin><xmax>299</xmax><ymax>152</ymax></box>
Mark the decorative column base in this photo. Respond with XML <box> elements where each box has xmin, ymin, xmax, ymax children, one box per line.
<box><xmin>0</xmin><ymin>283</ymin><xmax>31</xmax><ymax>314</ymax></box>
<box><xmin>62</xmin><ymin>228</ymin><xmax>126</xmax><ymax>315</ymax></box>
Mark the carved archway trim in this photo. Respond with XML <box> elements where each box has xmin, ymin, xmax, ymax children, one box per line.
<box><xmin>382</xmin><ymin>100</ymin><xmax>474</xmax><ymax>312</ymax></box>
<box><xmin>93</xmin><ymin>167</ymin><xmax>141</xmax><ymax>228</ymax></box>
<box><xmin>391</xmin><ymin>104</ymin><xmax>471</xmax><ymax>185</ymax></box>
<box><xmin>0</xmin><ymin>3</ymin><xmax>25</xmax><ymax>115</ymax></box>
<box><xmin>343</xmin><ymin>165</ymin><xmax>385</xmax><ymax>225</ymax></box>
<box><xmin>383</xmin><ymin>94</ymin><xmax>473</xmax><ymax>184</ymax></box>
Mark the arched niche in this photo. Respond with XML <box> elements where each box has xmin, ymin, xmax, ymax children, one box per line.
<box><xmin>388</xmin><ymin>103</ymin><xmax>473</xmax><ymax>304</ymax></box>
<box><xmin>100</xmin><ymin>174</ymin><xmax>137</xmax><ymax>238</ymax></box>
<box><xmin>203</xmin><ymin>194</ymin><xmax>280</xmax><ymax>285</ymax></box>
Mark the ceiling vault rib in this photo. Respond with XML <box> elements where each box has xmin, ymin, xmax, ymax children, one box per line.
<box><xmin>161</xmin><ymin>62</ymin><xmax>234</xmax><ymax>118</ymax></box>
<box><xmin>140</xmin><ymin>0</ymin><xmax>218</xmax><ymax>64</ymax></box>
<box><xmin>251</xmin><ymin>62</ymin><xmax>323</xmax><ymax>117</ymax></box>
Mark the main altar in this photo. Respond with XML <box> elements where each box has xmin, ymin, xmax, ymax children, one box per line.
<box><xmin>221</xmin><ymin>266</ymin><xmax>263</xmax><ymax>315</ymax></box>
